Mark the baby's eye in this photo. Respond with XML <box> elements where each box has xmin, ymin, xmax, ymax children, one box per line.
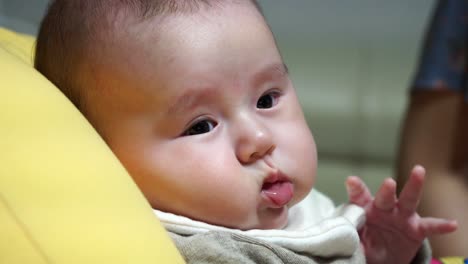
<box><xmin>183</xmin><ymin>119</ymin><xmax>217</xmax><ymax>136</ymax></box>
<box><xmin>257</xmin><ymin>91</ymin><xmax>280</xmax><ymax>109</ymax></box>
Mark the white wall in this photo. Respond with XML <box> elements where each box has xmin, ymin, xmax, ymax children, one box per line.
<box><xmin>0</xmin><ymin>0</ymin><xmax>48</xmax><ymax>34</ymax></box>
<box><xmin>261</xmin><ymin>0</ymin><xmax>433</xmax><ymax>162</ymax></box>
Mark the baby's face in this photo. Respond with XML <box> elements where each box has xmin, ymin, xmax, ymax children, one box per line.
<box><xmin>87</xmin><ymin>2</ymin><xmax>317</xmax><ymax>229</ymax></box>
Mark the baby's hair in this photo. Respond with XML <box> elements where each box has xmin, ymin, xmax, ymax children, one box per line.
<box><xmin>35</xmin><ymin>0</ymin><xmax>262</xmax><ymax>113</ymax></box>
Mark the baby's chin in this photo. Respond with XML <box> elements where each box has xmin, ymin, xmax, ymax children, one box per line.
<box><xmin>261</xmin><ymin>206</ymin><xmax>290</xmax><ymax>230</ymax></box>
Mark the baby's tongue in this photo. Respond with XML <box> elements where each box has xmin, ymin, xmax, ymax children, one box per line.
<box><xmin>262</xmin><ymin>181</ymin><xmax>293</xmax><ymax>207</ymax></box>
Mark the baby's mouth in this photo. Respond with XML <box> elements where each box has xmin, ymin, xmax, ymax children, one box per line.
<box><xmin>261</xmin><ymin>177</ymin><xmax>294</xmax><ymax>208</ymax></box>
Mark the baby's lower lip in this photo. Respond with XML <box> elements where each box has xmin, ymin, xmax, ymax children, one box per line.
<box><xmin>261</xmin><ymin>181</ymin><xmax>294</xmax><ymax>208</ymax></box>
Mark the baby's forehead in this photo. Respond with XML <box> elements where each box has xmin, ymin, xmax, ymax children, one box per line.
<box><xmin>99</xmin><ymin>8</ymin><xmax>207</xmax><ymax>61</ymax></box>
<box><xmin>86</xmin><ymin>0</ymin><xmax>274</xmax><ymax>97</ymax></box>
<box><xmin>109</xmin><ymin>0</ymin><xmax>263</xmax><ymax>41</ymax></box>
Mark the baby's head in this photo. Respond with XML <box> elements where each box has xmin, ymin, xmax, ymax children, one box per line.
<box><xmin>35</xmin><ymin>0</ymin><xmax>317</xmax><ymax>230</ymax></box>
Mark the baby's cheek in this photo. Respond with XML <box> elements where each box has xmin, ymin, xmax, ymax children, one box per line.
<box><xmin>289</xmin><ymin>125</ymin><xmax>317</xmax><ymax>201</ymax></box>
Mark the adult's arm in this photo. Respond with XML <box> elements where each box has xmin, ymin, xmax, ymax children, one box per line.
<box><xmin>396</xmin><ymin>89</ymin><xmax>468</xmax><ymax>257</ymax></box>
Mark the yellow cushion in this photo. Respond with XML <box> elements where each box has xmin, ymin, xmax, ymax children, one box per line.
<box><xmin>0</xmin><ymin>27</ymin><xmax>184</xmax><ymax>264</ymax></box>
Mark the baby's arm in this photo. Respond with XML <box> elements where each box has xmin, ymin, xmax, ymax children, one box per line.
<box><xmin>346</xmin><ymin>165</ymin><xmax>457</xmax><ymax>264</ymax></box>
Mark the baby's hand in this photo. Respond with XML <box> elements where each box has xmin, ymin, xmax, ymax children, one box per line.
<box><xmin>346</xmin><ymin>165</ymin><xmax>457</xmax><ymax>264</ymax></box>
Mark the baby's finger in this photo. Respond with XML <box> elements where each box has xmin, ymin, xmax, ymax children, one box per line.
<box><xmin>346</xmin><ymin>176</ymin><xmax>372</xmax><ymax>207</ymax></box>
<box><xmin>374</xmin><ymin>178</ymin><xmax>397</xmax><ymax>211</ymax></box>
<box><xmin>398</xmin><ymin>165</ymin><xmax>425</xmax><ymax>214</ymax></box>
<box><xmin>419</xmin><ymin>217</ymin><xmax>458</xmax><ymax>236</ymax></box>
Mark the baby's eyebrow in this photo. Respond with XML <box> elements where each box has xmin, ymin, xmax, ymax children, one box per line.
<box><xmin>252</xmin><ymin>63</ymin><xmax>289</xmax><ymax>87</ymax></box>
<box><xmin>165</xmin><ymin>86</ymin><xmax>218</xmax><ymax>116</ymax></box>
<box><xmin>276</xmin><ymin>63</ymin><xmax>289</xmax><ymax>75</ymax></box>
<box><xmin>266</xmin><ymin>63</ymin><xmax>289</xmax><ymax>76</ymax></box>
<box><xmin>165</xmin><ymin>63</ymin><xmax>289</xmax><ymax>117</ymax></box>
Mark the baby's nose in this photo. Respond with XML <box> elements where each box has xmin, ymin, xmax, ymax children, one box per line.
<box><xmin>234</xmin><ymin>115</ymin><xmax>275</xmax><ymax>164</ymax></box>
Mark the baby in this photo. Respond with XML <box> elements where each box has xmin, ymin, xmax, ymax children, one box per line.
<box><xmin>35</xmin><ymin>0</ymin><xmax>457</xmax><ymax>263</ymax></box>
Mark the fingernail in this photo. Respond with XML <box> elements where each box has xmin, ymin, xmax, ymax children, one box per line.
<box><xmin>414</xmin><ymin>165</ymin><xmax>425</xmax><ymax>173</ymax></box>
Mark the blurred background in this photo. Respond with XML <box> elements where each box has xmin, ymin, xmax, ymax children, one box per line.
<box><xmin>0</xmin><ymin>0</ymin><xmax>435</xmax><ymax>203</ymax></box>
